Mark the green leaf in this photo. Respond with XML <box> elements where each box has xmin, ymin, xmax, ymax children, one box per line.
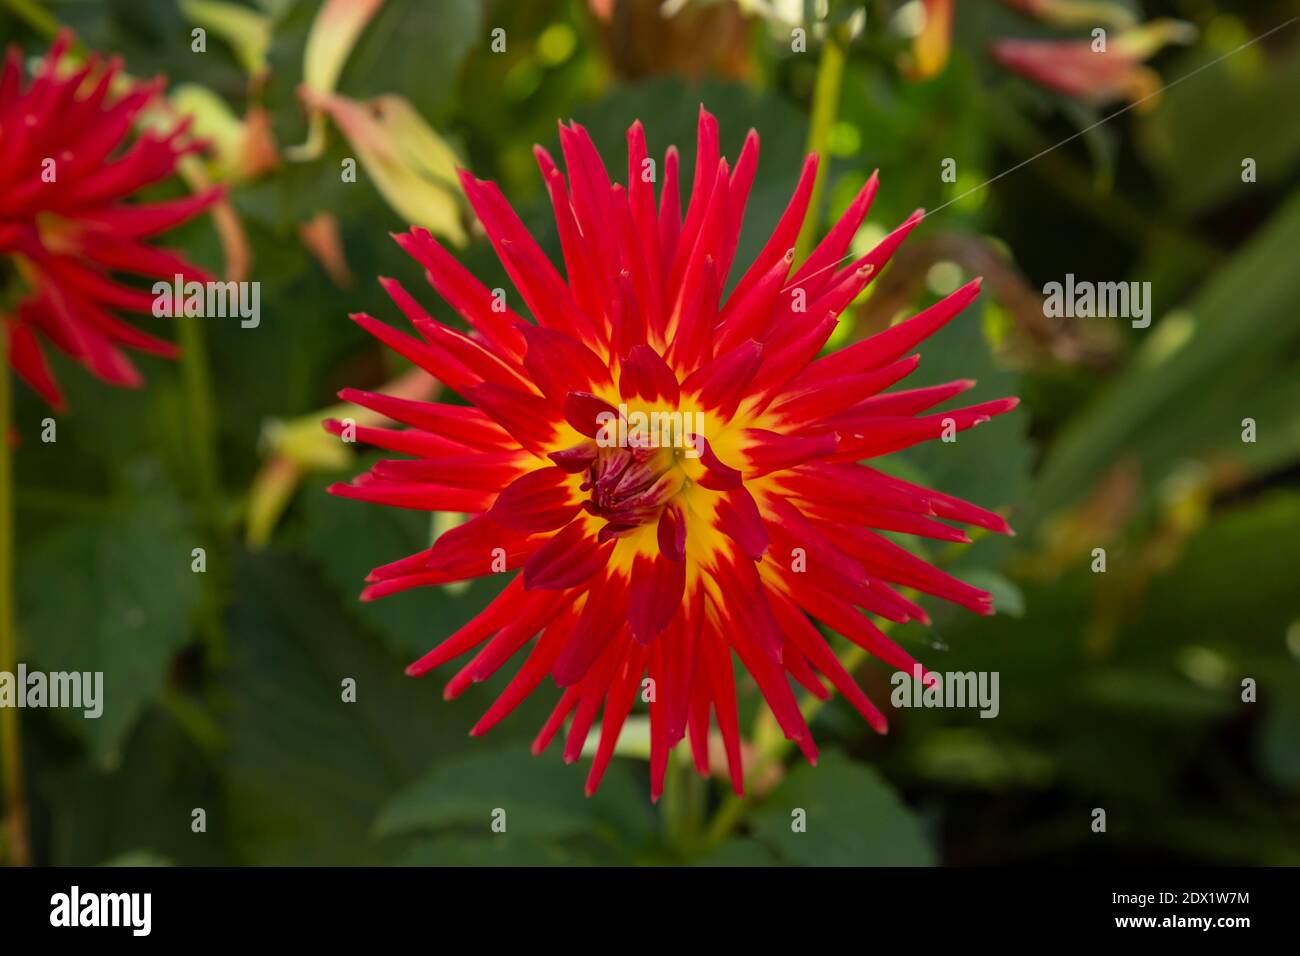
<box><xmin>1258</xmin><ymin>699</ymin><xmax>1300</xmax><ymax>789</ymax></box>
<box><xmin>337</xmin><ymin>0</ymin><xmax>481</xmax><ymax>120</ymax></box>
<box><xmin>267</xmin><ymin>0</ymin><xmax>481</xmax><ymax>141</ymax></box>
<box><xmin>1140</xmin><ymin>39</ymin><xmax>1300</xmax><ymax>216</ymax></box>
<box><xmin>56</xmin><ymin>0</ymin><xmax>247</xmax><ymax>92</ymax></box>
<box><xmin>45</xmin><ymin>713</ymin><xmax>227</xmax><ymax>866</ymax></box>
<box><xmin>962</xmin><ymin>570</ymin><xmax>1025</xmax><ymax>618</ymax></box>
<box><xmin>894</xmin><ymin>295</ymin><xmax>1030</xmax><ymax>578</ymax></box>
<box><xmin>1082</xmin><ymin>669</ymin><xmax>1233</xmax><ymax>720</ymax></box>
<box><xmin>899</xmin><ymin>297</ymin><xmax>1028</xmax><ymax>517</ymax></box>
<box><xmin>377</xmin><ymin>742</ymin><xmax>655</xmax><ymax>852</ymax></box>
<box><xmin>908</xmin><ymin>729</ymin><xmax>1054</xmax><ymax>791</ymax></box>
<box><xmin>750</xmin><ymin>750</ymin><xmax>935</xmax><ymax>866</ymax></box>
<box><xmin>691</xmin><ymin>838</ymin><xmax>780</xmax><ymax>866</ymax></box>
<box><xmin>899</xmin><ymin>491</ymin><xmax>1300</xmax><ymax>853</ymax></box>
<box><xmin>219</xmin><ymin>551</ymin><xmax>553</xmax><ymax>865</ymax></box>
<box><xmin>19</xmin><ymin>471</ymin><xmax>199</xmax><ymax>766</ymax></box>
<box><xmin>297</xmin><ymin>475</ymin><xmax>508</xmax><ymax>661</ymax></box>
<box><xmin>393</xmin><ymin>834</ymin><xmax>601</xmax><ymax>867</ymax></box>
<box><xmin>1029</xmin><ymin>188</ymin><xmax>1300</xmax><ymax>533</ymax></box>
<box><xmin>294</xmin><ymin>90</ymin><xmax>467</xmax><ymax>243</ymax></box>
<box><xmin>180</xmin><ymin>0</ymin><xmax>271</xmax><ymax>74</ymax></box>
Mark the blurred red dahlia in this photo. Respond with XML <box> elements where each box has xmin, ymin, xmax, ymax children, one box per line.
<box><xmin>0</xmin><ymin>31</ymin><xmax>218</xmax><ymax>409</ymax></box>
<box><xmin>332</xmin><ymin>107</ymin><xmax>1017</xmax><ymax>798</ymax></box>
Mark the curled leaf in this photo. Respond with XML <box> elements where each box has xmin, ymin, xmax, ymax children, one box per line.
<box><xmin>246</xmin><ymin>369</ymin><xmax>438</xmax><ymax>548</ymax></box>
<box><xmin>299</xmin><ymin>88</ymin><xmax>466</xmax><ymax>245</ymax></box>
<box><xmin>180</xmin><ymin>0</ymin><xmax>272</xmax><ymax>75</ymax></box>
<box><xmin>286</xmin><ymin>0</ymin><xmax>386</xmax><ymax>160</ymax></box>
<box><xmin>169</xmin><ymin>84</ymin><xmax>278</xmax><ymax>182</ymax></box>
<box><xmin>991</xmin><ymin>19</ymin><xmax>1196</xmax><ymax>107</ymax></box>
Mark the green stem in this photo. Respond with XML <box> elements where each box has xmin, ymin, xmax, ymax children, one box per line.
<box><xmin>161</xmin><ymin>687</ymin><xmax>226</xmax><ymax>757</ymax></box>
<box><xmin>0</xmin><ymin>0</ymin><xmax>60</xmax><ymax>40</ymax></box>
<box><xmin>661</xmin><ymin>751</ymin><xmax>706</xmax><ymax>856</ymax></box>
<box><xmin>176</xmin><ymin>313</ymin><xmax>227</xmax><ymax>666</ymax></box>
<box><xmin>704</xmin><ymin>644</ymin><xmax>872</xmax><ymax>849</ymax></box>
<box><xmin>793</xmin><ymin>36</ymin><xmax>847</xmax><ymax>264</ymax></box>
<box><xmin>702</xmin><ymin>785</ymin><xmax>746</xmax><ymax>848</ymax></box>
<box><xmin>0</xmin><ymin>329</ymin><xmax>30</xmax><ymax>866</ymax></box>
<box><xmin>661</xmin><ymin>752</ymin><xmax>687</xmax><ymax>850</ymax></box>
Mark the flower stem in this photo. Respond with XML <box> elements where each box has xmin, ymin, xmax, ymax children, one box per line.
<box><xmin>0</xmin><ymin>328</ymin><xmax>31</xmax><ymax>867</ymax></box>
<box><xmin>661</xmin><ymin>751</ymin><xmax>706</xmax><ymax>856</ymax></box>
<box><xmin>661</xmin><ymin>752</ymin><xmax>689</xmax><ymax>849</ymax></box>
<box><xmin>0</xmin><ymin>0</ymin><xmax>60</xmax><ymax>39</ymax></box>
<box><xmin>703</xmin><ymin>642</ymin><xmax>873</xmax><ymax>850</ymax></box>
<box><xmin>176</xmin><ymin>312</ymin><xmax>227</xmax><ymax>666</ymax></box>
<box><xmin>793</xmin><ymin>36</ymin><xmax>847</xmax><ymax>264</ymax></box>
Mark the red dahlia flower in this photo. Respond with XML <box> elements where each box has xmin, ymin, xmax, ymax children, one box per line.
<box><xmin>0</xmin><ymin>31</ymin><xmax>218</xmax><ymax>409</ymax></box>
<box><xmin>332</xmin><ymin>107</ymin><xmax>1017</xmax><ymax>798</ymax></box>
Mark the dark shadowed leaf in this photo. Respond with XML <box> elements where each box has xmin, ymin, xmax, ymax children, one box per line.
<box><xmin>751</xmin><ymin>750</ymin><xmax>935</xmax><ymax>866</ymax></box>
<box><xmin>378</xmin><ymin>741</ymin><xmax>655</xmax><ymax>861</ymax></box>
<box><xmin>19</xmin><ymin>470</ymin><xmax>199</xmax><ymax>765</ymax></box>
